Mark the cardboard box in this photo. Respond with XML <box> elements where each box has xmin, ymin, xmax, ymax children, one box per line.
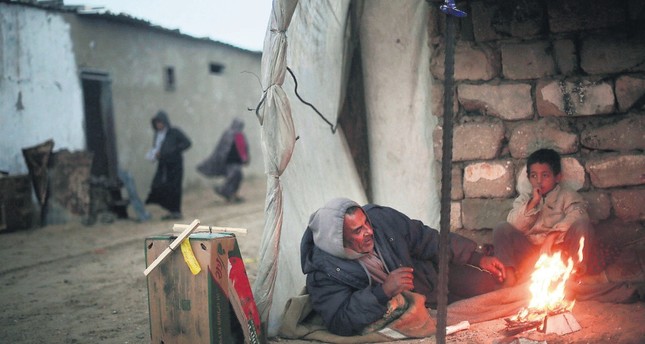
<box><xmin>145</xmin><ymin>233</ymin><xmax>244</xmax><ymax>343</ymax></box>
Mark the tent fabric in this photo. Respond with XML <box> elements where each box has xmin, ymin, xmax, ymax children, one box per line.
<box><xmin>252</xmin><ymin>0</ymin><xmax>299</xmax><ymax>326</ymax></box>
<box><xmin>254</xmin><ymin>0</ymin><xmax>441</xmax><ymax>336</ymax></box>
<box><xmin>254</xmin><ymin>0</ymin><xmax>366</xmax><ymax>336</ymax></box>
<box><xmin>360</xmin><ymin>1</ymin><xmax>439</xmax><ymax>226</ymax></box>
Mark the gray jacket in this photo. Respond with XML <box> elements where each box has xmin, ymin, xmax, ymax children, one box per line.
<box><xmin>300</xmin><ymin>198</ymin><xmax>483</xmax><ymax>336</ymax></box>
<box><xmin>508</xmin><ymin>184</ymin><xmax>589</xmax><ymax>245</ymax></box>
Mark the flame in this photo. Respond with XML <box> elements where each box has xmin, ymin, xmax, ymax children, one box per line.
<box><xmin>577</xmin><ymin>237</ymin><xmax>585</xmax><ymax>266</ymax></box>
<box><xmin>526</xmin><ymin>251</ymin><xmax>574</xmax><ymax>310</ymax></box>
<box><xmin>511</xmin><ymin>236</ymin><xmax>585</xmax><ymax>323</ymax></box>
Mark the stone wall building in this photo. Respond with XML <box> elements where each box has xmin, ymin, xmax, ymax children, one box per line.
<box><xmin>429</xmin><ymin>0</ymin><xmax>645</xmax><ymax>245</ymax></box>
<box><xmin>1</xmin><ymin>2</ymin><xmax>263</xmax><ymax>224</ymax></box>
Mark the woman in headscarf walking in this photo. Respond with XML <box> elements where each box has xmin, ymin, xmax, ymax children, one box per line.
<box><xmin>145</xmin><ymin>110</ymin><xmax>191</xmax><ymax>219</ymax></box>
<box><xmin>196</xmin><ymin>117</ymin><xmax>249</xmax><ymax>202</ymax></box>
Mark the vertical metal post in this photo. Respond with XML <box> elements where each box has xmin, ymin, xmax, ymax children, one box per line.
<box><xmin>436</xmin><ymin>12</ymin><xmax>458</xmax><ymax>344</ymax></box>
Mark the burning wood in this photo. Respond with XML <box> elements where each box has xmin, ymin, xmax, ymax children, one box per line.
<box><xmin>505</xmin><ymin>237</ymin><xmax>585</xmax><ymax>335</ymax></box>
<box><xmin>505</xmin><ymin>310</ymin><xmax>581</xmax><ymax>336</ymax></box>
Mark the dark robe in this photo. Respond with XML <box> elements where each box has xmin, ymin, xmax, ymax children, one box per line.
<box><xmin>145</xmin><ymin>111</ymin><xmax>191</xmax><ymax>214</ymax></box>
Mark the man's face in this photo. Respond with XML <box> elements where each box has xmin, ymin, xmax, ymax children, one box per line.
<box><xmin>154</xmin><ymin>120</ymin><xmax>165</xmax><ymax>131</ymax></box>
<box><xmin>528</xmin><ymin>162</ymin><xmax>561</xmax><ymax>196</ymax></box>
<box><xmin>342</xmin><ymin>209</ymin><xmax>374</xmax><ymax>254</ymax></box>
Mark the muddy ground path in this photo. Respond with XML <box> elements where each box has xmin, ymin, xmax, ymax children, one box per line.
<box><xmin>1</xmin><ymin>177</ymin><xmax>643</xmax><ymax>343</ymax></box>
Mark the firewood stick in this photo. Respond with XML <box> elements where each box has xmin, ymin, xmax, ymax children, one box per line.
<box><xmin>144</xmin><ymin>219</ymin><xmax>200</xmax><ymax>276</ymax></box>
<box><xmin>172</xmin><ymin>224</ymin><xmax>247</xmax><ymax>236</ymax></box>
<box><xmin>446</xmin><ymin>320</ymin><xmax>470</xmax><ymax>335</ymax></box>
<box><xmin>623</xmin><ymin>236</ymin><xmax>645</xmax><ymax>247</ymax></box>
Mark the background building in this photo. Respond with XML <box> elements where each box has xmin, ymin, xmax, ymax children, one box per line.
<box><xmin>1</xmin><ymin>1</ymin><xmax>264</xmax><ymax>224</ymax></box>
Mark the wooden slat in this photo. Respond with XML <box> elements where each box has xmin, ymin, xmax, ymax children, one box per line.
<box><xmin>144</xmin><ymin>219</ymin><xmax>200</xmax><ymax>276</ymax></box>
<box><xmin>172</xmin><ymin>223</ymin><xmax>247</xmax><ymax>236</ymax></box>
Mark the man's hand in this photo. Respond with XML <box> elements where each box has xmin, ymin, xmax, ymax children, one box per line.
<box><xmin>382</xmin><ymin>267</ymin><xmax>414</xmax><ymax>298</ymax></box>
<box><xmin>479</xmin><ymin>256</ymin><xmax>506</xmax><ymax>283</ymax></box>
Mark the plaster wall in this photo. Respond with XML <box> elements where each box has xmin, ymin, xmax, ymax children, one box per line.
<box><xmin>0</xmin><ymin>4</ymin><xmax>85</xmax><ymax>174</ymax></box>
<box><xmin>63</xmin><ymin>14</ymin><xmax>264</xmax><ymax>197</ymax></box>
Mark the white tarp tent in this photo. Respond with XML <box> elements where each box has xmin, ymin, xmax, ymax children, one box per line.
<box><xmin>253</xmin><ymin>0</ymin><xmax>441</xmax><ymax>336</ymax></box>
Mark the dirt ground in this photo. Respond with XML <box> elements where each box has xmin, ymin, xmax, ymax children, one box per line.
<box><xmin>1</xmin><ymin>176</ymin><xmax>644</xmax><ymax>344</ymax></box>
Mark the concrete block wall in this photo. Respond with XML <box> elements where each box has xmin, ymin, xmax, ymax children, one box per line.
<box><xmin>429</xmin><ymin>0</ymin><xmax>645</xmax><ymax>244</ymax></box>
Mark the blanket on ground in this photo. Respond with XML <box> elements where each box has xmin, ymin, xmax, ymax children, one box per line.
<box><xmin>279</xmin><ymin>290</ymin><xmax>436</xmax><ymax>343</ymax></box>
<box><xmin>279</xmin><ymin>280</ymin><xmax>638</xmax><ymax>343</ymax></box>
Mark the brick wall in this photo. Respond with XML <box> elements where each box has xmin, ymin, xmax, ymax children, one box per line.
<box><xmin>429</xmin><ymin>0</ymin><xmax>645</xmax><ymax>245</ymax></box>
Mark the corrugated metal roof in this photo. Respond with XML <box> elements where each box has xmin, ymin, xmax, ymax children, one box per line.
<box><xmin>2</xmin><ymin>0</ymin><xmax>262</xmax><ymax>53</ymax></box>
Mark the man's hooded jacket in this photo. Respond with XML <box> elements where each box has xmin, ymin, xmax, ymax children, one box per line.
<box><xmin>196</xmin><ymin>117</ymin><xmax>248</xmax><ymax>177</ymax></box>
<box><xmin>146</xmin><ymin>111</ymin><xmax>191</xmax><ymax>213</ymax></box>
<box><xmin>150</xmin><ymin>111</ymin><xmax>191</xmax><ymax>164</ymax></box>
<box><xmin>300</xmin><ymin>198</ymin><xmax>484</xmax><ymax>336</ymax></box>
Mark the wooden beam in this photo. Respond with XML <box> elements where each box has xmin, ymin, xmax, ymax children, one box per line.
<box><xmin>172</xmin><ymin>223</ymin><xmax>247</xmax><ymax>236</ymax></box>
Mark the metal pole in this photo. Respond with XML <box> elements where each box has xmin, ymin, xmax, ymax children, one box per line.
<box><xmin>436</xmin><ymin>7</ymin><xmax>460</xmax><ymax>344</ymax></box>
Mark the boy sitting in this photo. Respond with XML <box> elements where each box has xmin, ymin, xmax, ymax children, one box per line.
<box><xmin>493</xmin><ymin>148</ymin><xmax>597</xmax><ymax>285</ymax></box>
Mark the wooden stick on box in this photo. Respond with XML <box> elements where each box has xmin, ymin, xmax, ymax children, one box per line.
<box><xmin>172</xmin><ymin>224</ymin><xmax>247</xmax><ymax>236</ymax></box>
<box><xmin>143</xmin><ymin>219</ymin><xmax>200</xmax><ymax>276</ymax></box>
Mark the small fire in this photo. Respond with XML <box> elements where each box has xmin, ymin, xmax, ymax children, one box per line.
<box><xmin>511</xmin><ymin>237</ymin><xmax>585</xmax><ymax>324</ymax></box>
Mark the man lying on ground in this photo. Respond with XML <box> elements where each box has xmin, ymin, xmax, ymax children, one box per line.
<box><xmin>300</xmin><ymin>197</ymin><xmax>511</xmax><ymax>336</ymax></box>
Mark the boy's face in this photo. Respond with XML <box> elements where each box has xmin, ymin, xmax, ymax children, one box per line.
<box><xmin>342</xmin><ymin>209</ymin><xmax>374</xmax><ymax>254</ymax></box>
<box><xmin>528</xmin><ymin>162</ymin><xmax>561</xmax><ymax>196</ymax></box>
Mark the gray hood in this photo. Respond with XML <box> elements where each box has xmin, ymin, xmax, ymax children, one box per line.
<box><xmin>307</xmin><ymin>197</ymin><xmax>365</xmax><ymax>260</ymax></box>
<box><xmin>151</xmin><ymin>110</ymin><xmax>171</xmax><ymax>129</ymax></box>
<box><xmin>230</xmin><ymin>117</ymin><xmax>244</xmax><ymax>132</ymax></box>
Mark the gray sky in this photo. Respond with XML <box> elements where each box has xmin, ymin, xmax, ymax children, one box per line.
<box><xmin>64</xmin><ymin>0</ymin><xmax>273</xmax><ymax>51</ymax></box>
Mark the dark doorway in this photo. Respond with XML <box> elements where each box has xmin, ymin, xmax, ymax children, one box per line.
<box><xmin>81</xmin><ymin>71</ymin><xmax>127</xmax><ymax>220</ymax></box>
<box><xmin>81</xmin><ymin>71</ymin><xmax>117</xmax><ymax>180</ymax></box>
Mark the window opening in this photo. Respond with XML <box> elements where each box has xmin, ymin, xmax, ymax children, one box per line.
<box><xmin>165</xmin><ymin>66</ymin><xmax>175</xmax><ymax>91</ymax></box>
<box><xmin>209</xmin><ymin>63</ymin><xmax>225</xmax><ymax>74</ymax></box>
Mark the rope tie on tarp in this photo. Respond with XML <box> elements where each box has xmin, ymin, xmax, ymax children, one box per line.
<box><xmin>286</xmin><ymin>67</ymin><xmax>337</xmax><ymax>133</ymax></box>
